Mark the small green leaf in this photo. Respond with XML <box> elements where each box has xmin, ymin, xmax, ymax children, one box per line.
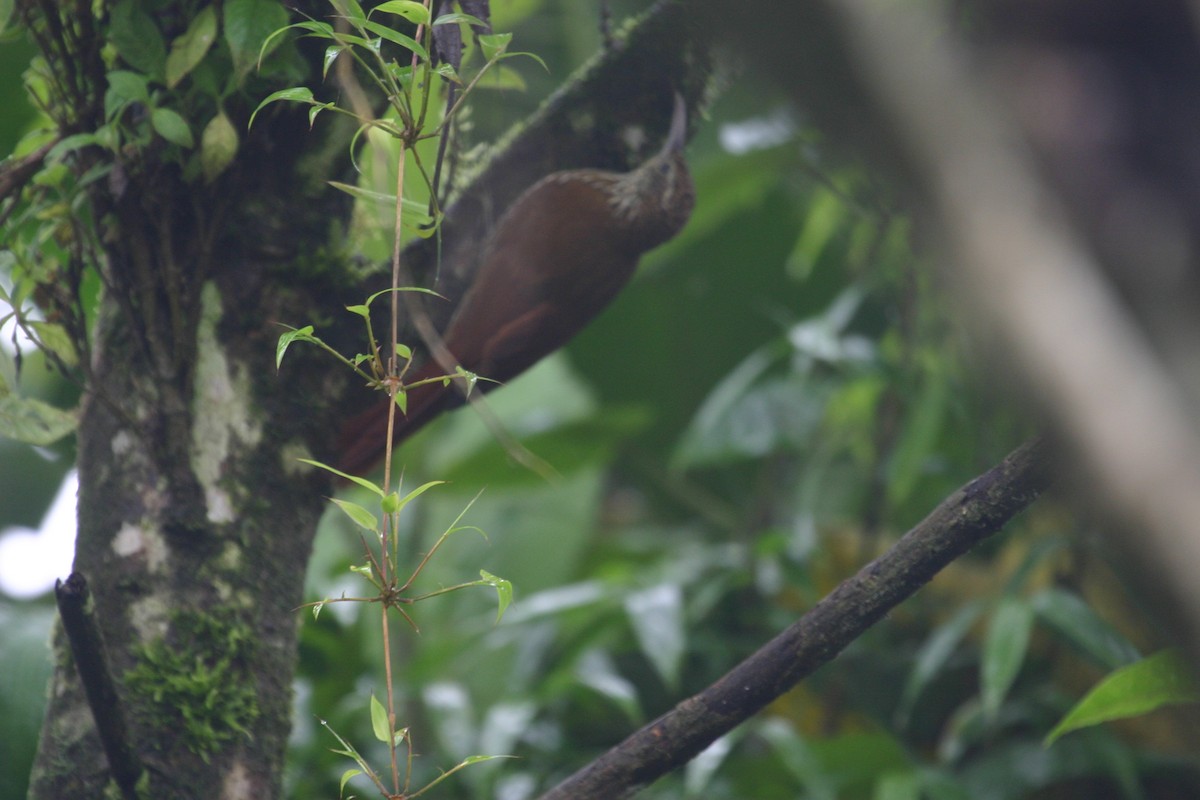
<box><xmin>380</xmin><ymin>492</ymin><xmax>400</xmax><ymax>514</ymax></box>
<box><xmin>200</xmin><ymin>110</ymin><xmax>238</xmax><ymax>182</ymax></box>
<box><xmin>359</xmin><ymin>19</ymin><xmax>429</xmax><ymax>60</ymax></box>
<box><xmin>392</xmin><ymin>480</ymin><xmax>445</xmax><ymax>514</ymax></box>
<box><xmin>152</xmin><ymin>108</ymin><xmax>195</xmax><ymax>148</ymax></box>
<box><xmin>369</xmin><ymin>694</ymin><xmax>390</xmax><ymax>743</ymax></box>
<box><xmin>981</xmin><ymin>596</ymin><xmax>1035</xmax><ymax>719</ymax></box>
<box><xmin>393</xmin><ymin>389</ymin><xmax>407</xmax><ymax>415</ymax></box>
<box><xmin>165</xmin><ymin>6</ymin><xmax>217</xmax><ymax>88</ymax></box>
<box><xmin>312</xmin><ymin>601</ymin><xmax>324</xmax><ymax>620</ymax></box>
<box><xmin>370</xmin><ymin>0</ymin><xmax>430</xmax><ymax>24</ymax></box>
<box><xmin>323</xmin><ymin>44</ymin><xmax>347</xmax><ymax>79</ymax></box>
<box><xmin>331</xmin><ymin>498</ymin><xmax>379</xmax><ymax>531</ymax></box>
<box><xmin>275</xmin><ymin>325</ymin><xmax>316</xmax><ymax>368</ymax></box>
<box><xmin>326</xmin><ymin>181</ymin><xmax>434</xmax><ymax>226</ymax></box>
<box><xmin>308</xmin><ymin>103</ymin><xmax>336</xmax><ymax>128</ymax></box>
<box><xmin>104</xmin><ymin>70</ymin><xmax>150</xmax><ymax>120</ymax></box>
<box><xmin>395</xmin><ymin>342</ymin><xmax>411</xmax><ymax>359</ymax></box>
<box><xmin>297</xmin><ymin>458</ymin><xmax>385</xmax><ymax>496</ymax></box>
<box><xmin>345</xmin><ymin>304</ymin><xmax>370</xmax><ymax>318</ymax></box>
<box><xmin>105</xmin><ymin>71</ymin><xmax>149</xmax><ymax>104</ymax></box>
<box><xmin>362</xmin><ymin>285</ymin><xmax>446</xmax><ymax>307</ymax></box>
<box><xmin>499</xmin><ymin>50</ymin><xmax>549</xmax><ymax>73</ymax></box>
<box><xmin>433</xmin><ymin>12</ymin><xmax>488</xmax><ymax>27</ymax></box>
<box><xmin>250</xmin><ymin>88</ymin><xmax>316</xmax><ymax>132</ymax></box>
<box><xmin>0</xmin><ymin>395</ymin><xmax>77</xmax><ymax>445</ymax></box>
<box><xmin>47</xmin><ymin>133</ymin><xmax>101</xmax><ymax>159</ymax></box>
<box><xmin>480</xmin><ymin>569</ymin><xmax>513</xmax><ymax>622</ymax></box>
<box><xmin>1046</xmin><ymin>649</ymin><xmax>1200</xmax><ymax>745</ymax></box>
<box><xmin>339</xmin><ymin>768</ymin><xmax>361</xmax><ymax>795</ymax></box>
<box><xmin>478</xmin><ymin>32</ymin><xmax>511</xmax><ymax>61</ymax></box>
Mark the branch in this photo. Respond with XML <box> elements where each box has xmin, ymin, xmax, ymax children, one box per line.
<box><xmin>55</xmin><ymin>572</ymin><xmax>143</xmax><ymax>799</ymax></box>
<box><xmin>538</xmin><ymin>437</ymin><xmax>1051</xmax><ymax>800</ymax></box>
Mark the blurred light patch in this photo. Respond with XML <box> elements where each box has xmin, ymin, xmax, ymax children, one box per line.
<box><xmin>0</xmin><ymin>470</ymin><xmax>77</xmax><ymax>598</ymax></box>
<box><xmin>718</xmin><ymin>109</ymin><xmax>794</xmax><ymax>154</ymax></box>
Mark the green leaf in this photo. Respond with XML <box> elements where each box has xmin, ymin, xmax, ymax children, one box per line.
<box><xmin>225</xmin><ymin>0</ymin><xmax>289</xmax><ymax>81</ymax></box>
<box><xmin>109</xmin><ymin>0</ymin><xmax>166</xmax><ymax>78</ymax></box>
<box><xmin>1032</xmin><ymin>587</ymin><xmax>1140</xmax><ymax>670</ymax></box>
<box><xmin>895</xmin><ymin>601</ymin><xmax>985</xmax><ymax>726</ymax></box>
<box><xmin>275</xmin><ymin>324</ymin><xmax>315</xmax><ymax>368</ymax></box>
<box><xmin>297</xmin><ymin>458</ymin><xmax>385</xmax><ymax>496</ymax></box>
<box><xmin>104</xmin><ymin>70</ymin><xmax>150</xmax><ymax>120</ymax></box>
<box><xmin>47</xmin><ymin>133</ymin><xmax>101</xmax><ymax>159</ymax></box>
<box><xmin>0</xmin><ymin>395</ymin><xmax>77</xmax><ymax>445</ymax></box>
<box><xmin>392</xmin><ymin>480</ymin><xmax>446</xmax><ymax>514</ymax></box>
<box><xmin>369</xmin><ymin>694</ymin><xmax>390</xmax><ymax>743</ymax></box>
<box><xmin>433</xmin><ymin>12</ymin><xmax>488</xmax><ymax>27</ymax></box>
<box><xmin>323</xmin><ymin>44</ymin><xmax>347</xmax><ymax>79</ymax></box>
<box><xmin>200</xmin><ymin>110</ymin><xmax>238</xmax><ymax>182</ymax></box>
<box><xmin>344</xmin><ymin>304</ymin><xmax>369</xmax><ymax>318</ymax></box>
<box><xmin>330</xmin><ymin>498</ymin><xmax>379</xmax><ymax>531</ymax></box>
<box><xmin>151</xmin><ymin>108</ymin><xmax>195</xmax><ymax>148</ymax></box>
<box><xmin>478</xmin><ymin>32</ymin><xmax>511</xmax><ymax>61</ymax></box>
<box><xmin>30</xmin><ymin>322</ymin><xmax>78</xmax><ymax>367</ymax></box>
<box><xmin>498</xmin><ymin>50</ymin><xmax>549</xmax><ymax>74</ymax></box>
<box><xmin>359</xmin><ymin>19</ymin><xmax>429</xmax><ymax>60</ymax></box>
<box><xmin>339</xmin><ymin>768</ymin><xmax>361</xmax><ymax>795</ymax></box>
<box><xmin>165</xmin><ymin>6</ymin><xmax>217</xmax><ymax>89</ymax></box>
<box><xmin>625</xmin><ymin>583</ymin><xmax>685</xmax><ymax>691</ymax></box>
<box><xmin>1046</xmin><ymin>649</ymin><xmax>1200</xmax><ymax>745</ymax></box>
<box><xmin>479</xmin><ymin>569</ymin><xmax>513</xmax><ymax>622</ymax></box>
<box><xmin>981</xmin><ymin>595</ymin><xmax>1034</xmax><ymax>719</ymax></box>
<box><xmin>370</xmin><ymin>0</ymin><xmax>430</xmax><ymax>25</ymax></box>
<box><xmin>248</xmin><ymin>87</ymin><xmax>315</xmax><ymax>129</ymax></box>
<box><xmin>326</xmin><ymin>181</ymin><xmax>434</xmax><ymax>226</ymax></box>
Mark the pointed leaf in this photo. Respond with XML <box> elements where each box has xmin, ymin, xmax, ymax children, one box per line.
<box><xmin>369</xmin><ymin>694</ymin><xmax>391</xmax><ymax>743</ymax></box>
<box><xmin>1046</xmin><ymin>649</ymin><xmax>1200</xmax><ymax>744</ymax></box>
<box><xmin>370</xmin><ymin>0</ymin><xmax>430</xmax><ymax>24</ymax></box>
<box><xmin>331</xmin><ymin>498</ymin><xmax>380</xmax><ymax>531</ymax></box>
<box><xmin>480</xmin><ymin>569</ymin><xmax>513</xmax><ymax>622</ymax></box>
<box><xmin>981</xmin><ymin>596</ymin><xmax>1034</xmax><ymax>719</ymax></box>
<box><xmin>276</xmin><ymin>325</ymin><xmax>316</xmax><ymax>367</ymax></box>
<box><xmin>249</xmin><ymin>87</ymin><xmax>315</xmax><ymax>130</ymax></box>
<box><xmin>297</xmin><ymin>457</ymin><xmax>385</xmax><ymax>496</ymax></box>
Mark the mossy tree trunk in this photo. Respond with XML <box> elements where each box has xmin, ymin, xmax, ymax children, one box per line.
<box><xmin>26</xmin><ymin>58</ymin><xmax>356</xmax><ymax>800</ymax></box>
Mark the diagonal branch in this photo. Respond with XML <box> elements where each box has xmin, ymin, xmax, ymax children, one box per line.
<box><xmin>539</xmin><ymin>437</ymin><xmax>1051</xmax><ymax>800</ymax></box>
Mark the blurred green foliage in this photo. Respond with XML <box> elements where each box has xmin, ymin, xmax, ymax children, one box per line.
<box><xmin>3</xmin><ymin>1</ymin><xmax>1199</xmax><ymax>798</ymax></box>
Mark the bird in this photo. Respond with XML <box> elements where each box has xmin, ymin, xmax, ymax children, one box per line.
<box><xmin>334</xmin><ymin>94</ymin><xmax>695</xmax><ymax>477</ymax></box>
